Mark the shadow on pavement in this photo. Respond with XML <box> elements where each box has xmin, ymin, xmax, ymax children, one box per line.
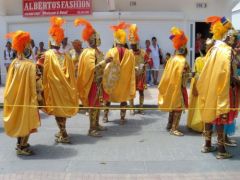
<box><xmin>178</xmin><ymin>125</ymin><xmax>202</xmax><ymax>137</ymax></box>
<box><xmin>17</xmin><ymin>144</ymin><xmax>78</xmax><ymax>160</ymax></box>
<box><xmin>69</xmin><ymin>133</ymin><xmax>103</xmax><ymax>145</ymax></box>
<box><xmin>102</xmin><ymin>117</ymin><xmax>158</xmax><ymax>137</ymax></box>
<box><xmin>141</xmin><ymin>110</ymin><xmax>166</xmax><ymax>116</ymax></box>
<box><xmin>0</xmin><ymin>127</ymin><xmax>4</xmax><ymax>133</ymax></box>
<box><xmin>228</xmin><ymin>136</ymin><xmax>240</xmax><ymax>160</ymax></box>
<box><xmin>68</xmin><ymin>119</ymin><xmax>156</xmax><ymax>144</ymax></box>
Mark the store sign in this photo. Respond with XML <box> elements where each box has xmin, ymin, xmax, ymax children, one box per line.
<box><xmin>196</xmin><ymin>2</ymin><xmax>207</xmax><ymax>8</ymax></box>
<box><xmin>23</xmin><ymin>0</ymin><xmax>92</xmax><ymax>17</ymax></box>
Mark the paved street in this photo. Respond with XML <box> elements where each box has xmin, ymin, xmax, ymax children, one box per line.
<box><xmin>0</xmin><ymin>86</ymin><xmax>240</xmax><ymax>179</ymax></box>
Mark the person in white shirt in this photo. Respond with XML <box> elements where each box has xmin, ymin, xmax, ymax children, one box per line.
<box><xmin>30</xmin><ymin>39</ymin><xmax>38</xmax><ymax>61</ymax></box>
<box><xmin>60</xmin><ymin>37</ymin><xmax>72</xmax><ymax>53</ymax></box>
<box><xmin>4</xmin><ymin>41</ymin><xmax>16</xmax><ymax>72</ymax></box>
<box><xmin>150</xmin><ymin>37</ymin><xmax>163</xmax><ymax>85</ymax></box>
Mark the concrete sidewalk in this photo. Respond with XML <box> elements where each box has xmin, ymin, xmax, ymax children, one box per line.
<box><xmin>0</xmin><ymin>86</ymin><xmax>240</xmax><ymax>179</ymax></box>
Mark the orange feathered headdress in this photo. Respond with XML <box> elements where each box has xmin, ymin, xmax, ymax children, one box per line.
<box><xmin>128</xmin><ymin>24</ymin><xmax>140</xmax><ymax>45</ymax></box>
<box><xmin>206</xmin><ymin>16</ymin><xmax>221</xmax><ymax>27</ymax></box>
<box><xmin>74</xmin><ymin>18</ymin><xmax>95</xmax><ymax>41</ymax></box>
<box><xmin>48</xmin><ymin>16</ymin><xmax>65</xmax><ymax>46</ymax></box>
<box><xmin>206</xmin><ymin>16</ymin><xmax>233</xmax><ymax>40</ymax></box>
<box><xmin>5</xmin><ymin>30</ymin><xmax>31</xmax><ymax>53</ymax></box>
<box><xmin>110</xmin><ymin>21</ymin><xmax>129</xmax><ymax>45</ymax></box>
<box><xmin>169</xmin><ymin>27</ymin><xmax>188</xmax><ymax>50</ymax></box>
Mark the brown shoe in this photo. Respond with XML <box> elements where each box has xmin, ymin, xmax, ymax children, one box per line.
<box><xmin>225</xmin><ymin>140</ymin><xmax>237</xmax><ymax>147</ymax></box>
<box><xmin>216</xmin><ymin>152</ymin><xmax>232</xmax><ymax>159</ymax></box>
<box><xmin>16</xmin><ymin>147</ymin><xmax>34</xmax><ymax>156</ymax></box>
<box><xmin>170</xmin><ymin>130</ymin><xmax>184</xmax><ymax>136</ymax></box>
<box><xmin>88</xmin><ymin>130</ymin><xmax>102</xmax><ymax>137</ymax></box>
<box><xmin>201</xmin><ymin>146</ymin><xmax>217</xmax><ymax>153</ymax></box>
<box><xmin>55</xmin><ymin>136</ymin><xmax>71</xmax><ymax>144</ymax></box>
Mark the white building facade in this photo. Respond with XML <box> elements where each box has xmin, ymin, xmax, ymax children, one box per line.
<box><xmin>0</xmin><ymin>0</ymin><xmax>239</xmax><ymax>84</ymax></box>
<box><xmin>232</xmin><ymin>2</ymin><xmax>240</xmax><ymax>30</ymax></box>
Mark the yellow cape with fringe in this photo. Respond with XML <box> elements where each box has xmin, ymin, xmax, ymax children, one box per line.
<box><xmin>43</xmin><ymin>49</ymin><xmax>78</xmax><ymax>117</ymax></box>
<box><xmin>197</xmin><ymin>41</ymin><xmax>231</xmax><ymax>123</ymax></box>
<box><xmin>158</xmin><ymin>55</ymin><xmax>186</xmax><ymax>111</ymax></box>
<box><xmin>4</xmin><ymin>59</ymin><xmax>40</xmax><ymax>137</ymax></box>
<box><xmin>77</xmin><ymin>48</ymin><xmax>96</xmax><ymax>106</ymax></box>
<box><xmin>187</xmin><ymin>56</ymin><xmax>205</xmax><ymax>132</ymax></box>
<box><xmin>105</xmin><ymin>47</ymin><xmax>136</xmax><ymax>102</ymax></box>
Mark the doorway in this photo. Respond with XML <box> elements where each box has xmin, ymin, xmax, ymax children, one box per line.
<box><xmin>195</xmin><ymin>22</ymin><xmax>211</xmax><ymax>59</ymax></box>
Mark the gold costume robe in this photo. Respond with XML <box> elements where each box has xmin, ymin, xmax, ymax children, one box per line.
<box><xmin>42</xmin><ymin>49</ymin><xmax>78</xmax><ymax>117</ymax></box>
<box><xmin>197</xmin><ymin>41</ymin><xmax>231</xmax><ymax>123</ymax></box>
<box><xmin>105</xmin><ymin>47</ymin><xmax>136</xmax><ymax>102</ymax></box>
<box><xmin>4</xmin><ymin>59</ymin><xmax>40</xmax><ymax>137</ymax></box>
<box><xmin>158</xmin><ymin>54</ymin><xmax>188</xmax><ymax>111</ymax></box>
<box><xmin>187</xmin><ymin>56</ymin><xmax>205</xmax><ymax>132</ymax></box>
<box><xmin>77</xmin><ymin>48</ymin><xmax>106</xmax><ymax>106</ymax></box>
<box><xmin>131</xmin><ymin>49</ymin><xmax>147</xmax><ymax>91</ymax></box>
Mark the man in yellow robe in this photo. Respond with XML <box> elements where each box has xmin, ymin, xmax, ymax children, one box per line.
<box><xmin>128</xmin><ymin>24</ymin><xmax>150</xmax><ymax>115</ymax></box>
<box><xmin>158</xmin><ymin>27</ymin><xmax>191</xmax><ymax>136</ymax></box>
<box><xmin>197</xmin><ymin>17</ymin><xmax>239</xmax><ymax>159</ymax></box>
<box><xmin>103</xmin><ymin>22</ymin><xmax>136</xmax><ymax>125</ymax></box>
<box><xmin>4</xmin><ymin>31</ymin><xmax>40</xmax><ymax>156</ymax></box>
<box><xmin>187</xmin><ymin>39</ymin><xmax>214</xmax><ymax>132</ymax></box>
<box><xmin>75</xmin><ymin>18</ymin><xmax>112</xmax><ymax>137</ymax></box>
<box><xmin>42</xmin><ymin>17</ymin><xmax>78</xmax><ymax>143</ymax></box>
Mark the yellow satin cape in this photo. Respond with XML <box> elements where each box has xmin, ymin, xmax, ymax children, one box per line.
<box><xmin>187</xmin><ymin>56</ymin><xmax>205</xmax><ymax>132</ymax></box>
<box><xmin>77</xmin><ymin>48</ymin><xmax>95</xmax><ymax>106</ymax></box>
<box><xmin>43</xmin><ymin>49</ymin><xmax>78</xmax><ymax>117</ymax></box>
<box><xmin>158</xmin><ymin>55</ymin><xmax>186</xmax><ymax>111</ymax></box>
<box><xmin>106</xmin><ymin>47</ymin><xmax>136</xmax><ymax>102</ymax></box>
<box><xmin>197</xmin><ymin>42</ymin><xmax>231</xmax><ymax>123</ymax></box>
<box><xmin>4</xmin><ymin>59</ymin><xmax>40</xmax><ymax>137</ymax></box>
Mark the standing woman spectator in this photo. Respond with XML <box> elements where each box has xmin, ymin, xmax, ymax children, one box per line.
<box><xmin>4</xmin><ymin>41</ymin><xmax>16</xmax><ymax>72</ymax></box>
<box><xmin>150</xmin><ymin>37</ymin><xmax>163</xmax><ymax>85</ymax></box>
<box><xmin>145</xmin><ymin>40</ymin><xmax>153</xmax><ymax>86</ymax></box>
<box><xmin>60</xmin><ymin>37</ymin><xmax>72</xmax><ymax>53</ymax></box>
<box><xmin>30</xmin><ymin>39</ymin><xmax>38</xmax><ymax>61</ymax></box>
<box><xmin>195</xmin><ymin>33</ymin><xmax>204</xmax><ymax>58</ymax></box>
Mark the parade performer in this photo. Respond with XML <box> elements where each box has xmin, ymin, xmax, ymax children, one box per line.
<box><xmin>75</xmin><ymin>18</ymin><xmax>112</xmax><ymax>137</ymax></box>
<box><xmin>69</xmin><ymin>39</ymin><xmax>83</xmax><ymax>76</ymax></box>
<box><xmin>158</xmin><ymin>27</ymin><xmax>191</xmax><ymax>136</ymax></box>
<box><xmin>4</xmin><ymin>30</ymin><xmax>40</xmax><ymax>155</ymax></box>
<box><xmin>103</xmin><ymin>22</ymin><xmax>136</xmax><ymax>125</ymax></box>
<box><xmin>128</xmin><ymin>24</ymin><xmax>150</xmax><ymax>115</ymax></box>
<box><xmin>187</xmin><ymin>38</ymin><xmax>214</xmax><ymax>132</ymax></box>
<box><xmin>197</xmin><ymin>16</ymin><xmax>239</xmax><ymax>159</ymax></box>
<box><xmin>42</xmin><ymin>17</ymin><xmax>78</xmax><ymax>143</ymax></box>
<box><xmin>222</xmin><ymin>43</ymin><xmax>239</xmax><ymax>147</ymax></box>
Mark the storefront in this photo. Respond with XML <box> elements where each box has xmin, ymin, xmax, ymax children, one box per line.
<box><xmin>0</xmin><ymin>0</ymin><xmax>238</xmax><ymax>84</ymax></box>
